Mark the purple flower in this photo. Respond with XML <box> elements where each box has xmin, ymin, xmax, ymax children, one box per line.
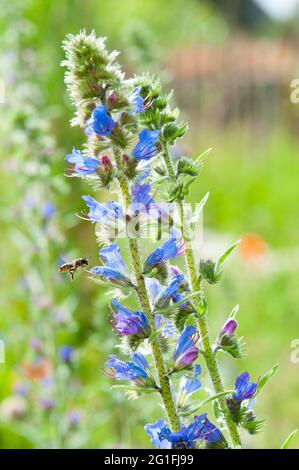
<box><xmin>39</xmin><ymin>398</ymin><xmax>55</xmax><ymax>410</ymax></box>
<box><xmin>65</xmin><ymin>147</ymin><xmax>100</xmax><ymax>176</ymax></box>
<box><xmin>67</xmin><ymin>410</ymin><xmax>81</xmax><ymax>427</ymax></box>
<box><xmin>220</xmin><ymin>318</ymin><xmax>237</xmax><ymax>337</ymax></box>
<box><xmin>145</xmin><ymin>414</ymin><xmax>224</xmax><ymax>449</ymax></box>
<box><xmin>143</xmin><ymin>228</ymin><xmax>185</xmax><ymax>273</ymax></box>
<box><xmin>59</xmin><ymin>345</ymin><xmax>74</xmax><ymax>363</ymax></box>
<box><xmin>173</xmin><ymin>325</ymin><xmax>199</xmax><ymax>370</ymax></box>
<box><xmin>90</xmin><ymin>244</ymin><xmax>133</xmax><ymax>288</ymax></box>
<box><xmin>31</xmin><ymin>337</ymin><xmax>43</xmax><ymax>352</ymax></box>
<box><xmin>81</xmin><ymin>195</ymin><xmax>122</xmax><ymax>224</ymax></box>
<box><xmin>129</xmin><ymin>87</ymin><xmax>144</xmax><ymax>114</ymax></box>
<box><xmin>233</xmin><ymin>372</ymin><xmax>257</xmax><ymax>401</ymax></box>
<box><xmin>132</xmin><ymin>129</ymin><xmax>160</xmax><ymax>161</ymax></box>
<box><xmin>85</xmin><ymin>105</ymin><xmax>115</xmax><ymax>137</ymax></box>
<box><xmin>111</xmin><ymin>299</ymin><xmax>150</xmax><ymax>338</ymax></box>
<box><xmin>105</xmin><ymin>352</ymin><xmax>156</xmax><ymax>387</ymax></box>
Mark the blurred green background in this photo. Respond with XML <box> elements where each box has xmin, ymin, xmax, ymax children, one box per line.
<box><xmin>1</xmin><ymin>0</ymin><xmax>299</xmax><ymax>448</ymax></box>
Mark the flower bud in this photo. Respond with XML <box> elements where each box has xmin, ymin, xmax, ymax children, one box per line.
<box><xmin>97</xmin><ymin>155</ymin><xmax>115</xmax><ymax>186</ymax></box>
<box><xmin>220</xmin><ymin>319</ymin><xmax>237</xmax><ymax>338</ymax></box>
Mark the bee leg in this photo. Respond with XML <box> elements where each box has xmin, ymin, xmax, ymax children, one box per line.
<box><xmin>69</xmin><ymin>270</ymin><xmax>75</xmax><ymax>281</ymax></box>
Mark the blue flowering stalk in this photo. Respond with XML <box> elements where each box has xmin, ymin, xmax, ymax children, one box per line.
<box><xmin>62</xmin><ymin>30</ymin><xmax>279</xmax><ymax>449</ymax></box>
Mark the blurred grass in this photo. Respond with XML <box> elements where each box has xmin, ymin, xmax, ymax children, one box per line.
<box><xmin>0</xmin><ymin>0</ymin><xmax>299</xmax><ymax>449</ymax></box>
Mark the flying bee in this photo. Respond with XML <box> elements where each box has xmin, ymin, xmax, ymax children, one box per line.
<box><xmin>58</xmin><ymin>257</ymin><xmax>89</xmax><ymax>281</ymax></box>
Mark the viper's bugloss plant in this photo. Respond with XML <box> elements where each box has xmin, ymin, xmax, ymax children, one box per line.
<box><xmin>61</xmin><ymin>30</ymin><xmax>283</xmax><ymax>449</ymax></box>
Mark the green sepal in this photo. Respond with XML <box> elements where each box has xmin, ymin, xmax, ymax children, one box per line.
<box><xmin>218</xmin><ymin>335</ymin><xmax>247</xmax><ymax>359</ymax></box>
<box><xmin>241</xmin><ymin>411</ymin><xmax>265</xmax><ymax>435</ymax></box>
<box><xmin>110</xmin><ymin>126</ymin><xmax>131</xmax><ymax>149</ymax></box>
<box><xmin>162</xmin><ymin>122</ymin><xmax>188</xmax><ymax>145</ymax></box>
<box><xmin>199</xmin><ymin>259</ymin><xmax>221</xmax><ymax>284</ymax></box>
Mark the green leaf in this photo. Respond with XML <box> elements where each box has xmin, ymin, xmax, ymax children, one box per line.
<box><xmin>154</xmin><ymin>290</ymin><xmax>201</xmax><ymax>317</ymax></box>
<box><xmin>281</xmin><ymin>429</ymin><xmax>298</xmax><ymax>449</ymax></box>
<box><xmin>256</xmin><ymin>363</ymin><xmax>279</xmax><ymax>396</ymax></box>
<box><xmin>194</xmin><ymin>147</ymin><xmax>212</xmax><ymax>165</ymax></box>
<box><xmin>181</xmin><ymin>390</ymin><xmax>233</xmax><ymax>416</ymax></box>
<box><xmin>216</xmin><ymin>240</ymin><xmax>240</xmax><ymax>268</ymax></box>
<box><xmin>112</xmin><ymin>385</ymin><xmax>157</xmax><ymax>394</ymax></box>
<box><xmin>229</xmin><ymin>304</ymin><xmax>240</xmax><ymax>318</ymax></box>
<box><xmin>148</xmin><ymin>329</ymin><xmax>163</xmax><ymax>343</ymax></box>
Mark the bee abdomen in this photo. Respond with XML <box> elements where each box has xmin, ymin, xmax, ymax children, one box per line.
<box><xmin>59</xmin><ymin>263</ymin><xmax>74</xmax><ymax>273</ymax></box>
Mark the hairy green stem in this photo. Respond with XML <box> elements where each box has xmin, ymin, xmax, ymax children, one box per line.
<box><xmin>162</xmin><ymin>145</ymin><xmax>242</xmax><ymax>448</ymax></box>
<box><xmin>114</xmin><ymin>149</ymin><xmax>180</xmax><ymax>432</ymax></box>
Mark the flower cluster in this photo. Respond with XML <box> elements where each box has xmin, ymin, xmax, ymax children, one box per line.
<box><xmin>61</xmin><ymin>31</ymin><xmax>278</xmax><ymax>449</ymax></box>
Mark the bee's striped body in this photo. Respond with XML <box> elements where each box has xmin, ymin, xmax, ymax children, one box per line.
<box><xmin>59</xmin><ymin>258</ymin><xmax>88</xmax><ymax>281</ymax></box>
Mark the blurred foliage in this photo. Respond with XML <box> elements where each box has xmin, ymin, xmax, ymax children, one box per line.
<box><xmin>0</xmin><ymin>0</ymin><xmax>298</xmax><ymax>449</ymax></box>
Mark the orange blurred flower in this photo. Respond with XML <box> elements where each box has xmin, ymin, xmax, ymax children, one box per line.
<box><xmin>239</xmin><ymin>233</ymin><xmax>267</xmax><ymax>261</ymax></box>
<box><xmin>22</xmin><ymin>357</ymin><xmax>52</xmax><ymax>381</ymax></box>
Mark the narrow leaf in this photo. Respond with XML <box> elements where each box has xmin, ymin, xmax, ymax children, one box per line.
<box><xmin>194</xmin><ymin>147</ymin><xmax>212</xmax><ymax>164</ymax></box>
<box><xmin>112</xmin><ymin>385</ymin><xmax>157</xmax><ymax>394</ymax></box>
<box><xmin>148</xmin><ymin>329</ymin><xmax>163</xmax><ymax>343</ymax></box>
<box><xmin>281</xmin><ymin>429</ymin><xmax>298</xmax><ymax>449</ymax></box>
<box><xmin>256</xmin><ymin>363</ymin><xmax>279</xmax><ymax>396</ymax></box>
<box><xmin>217</xmin><ymin>240</ymin><xmax>240</xmax><ymax>268</ymax></box>
<box><xmin>229</xmin><ymin>304</ymin><xmax>240</xmax><ymax>318</ymax></box>
<box><xmin>181</xmin><ymin>390</ymin><xmax>233</xmax><ymax>416</ymax></box>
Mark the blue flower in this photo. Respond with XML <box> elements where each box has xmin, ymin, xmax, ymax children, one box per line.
<box><xmin>180</xmin><ymin>364</ymin><xmax>202</xmax><ymax>398</ymax></box>
<box><xmin>85</xmin><ymin>105</ymin><xmax>115</xmax><ymax>137</ymax></box>
<box><xmin>172</xmin><ymin>292</ymin><xmax>195</xmax><ymax>315</ymax></box>
<box><xmin>173</xmin><ymin>325</ymin><xmax>199</xmax><ymax>370</ymax></box>
<box><xmin>131</xmin><ymin>184</ymin><xmax>154</xmax><ymax>210</ymax></box>
<box><xmin>154</xmin><ymin>315</ymin><xmax>176</xmax><ymax>338</ymax></box>
<box><xmin>144</xmin><ymin>420</ymin><xmax>172</xmax><ymax>449</ymax></box>
<box><xmin>59</xmin><ymin>345</ymin><xmax>74</xmax><ymax>363</ymax></box>
<box><xmin>157</xmin><ymin>275</ymin><xmax>184</xmax><ymax>309</ymax></box>
<box><xmin>145</xmin><ymin>275</ymin><xmax>182</xmax><ymax>310</ymax></box>
<box><xmin>132</xmin><ymin>129</ymin><xmax>160</xmax><ymax>161</ymax></box>
<box><xmin>111</xmin><ymin>298</ymin><xmax>150</xmax><ymax>337</ymax></box>
<box><xmin>105</xmin><ymin>352</ymin><xmax>156</xmax><ymax>387</ymax></box>
<box><xmin>129</xmin><ymin>87</ymin><xmax>144</xmax><ymax>114</ymax></box>
<box><xmin>81</xmin><ymin>195</ymin><xmax>122</xmax><ymax>223</ymax></box>
<box><xmin>41</xmin><ymin>201</ymin><xmax>55</xmax><ymax>219</ymax></box>
<box><xmin>233</xmin><ymin>372</ymin><xmax>257</xmax><ymax>401</ymax></box>
<box><xmin>65</xmin><ymin>147</ymin><xmax>100</xmax><ymax>176</ymax></box>
<box><xmin>169</xmin><ymin>265</ymin><xmax>190</xmax><ymax>292</ymax></box>
<box><xmin>135</xmin><ymin>164</ymin><xmax>151</xmax><ymax>182</ymax></box>
<box><xmin>90</xmin><ymin>244</ymin><xmax>133</xmax><ymax>288</ymax></box>
<box><xmin>143</xmin><ymin>228</ymin><xmax>185</xmax><ymax>273</ymax></box>
<box><xmin>145</xmin><ymin>414</ymin><xmax>224</xmax><ymax>449</ymax></box>
<box><xmin>131</xmin><ymin>184</ymin><xmax>169</xmax><ymax>222</ymax></box>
